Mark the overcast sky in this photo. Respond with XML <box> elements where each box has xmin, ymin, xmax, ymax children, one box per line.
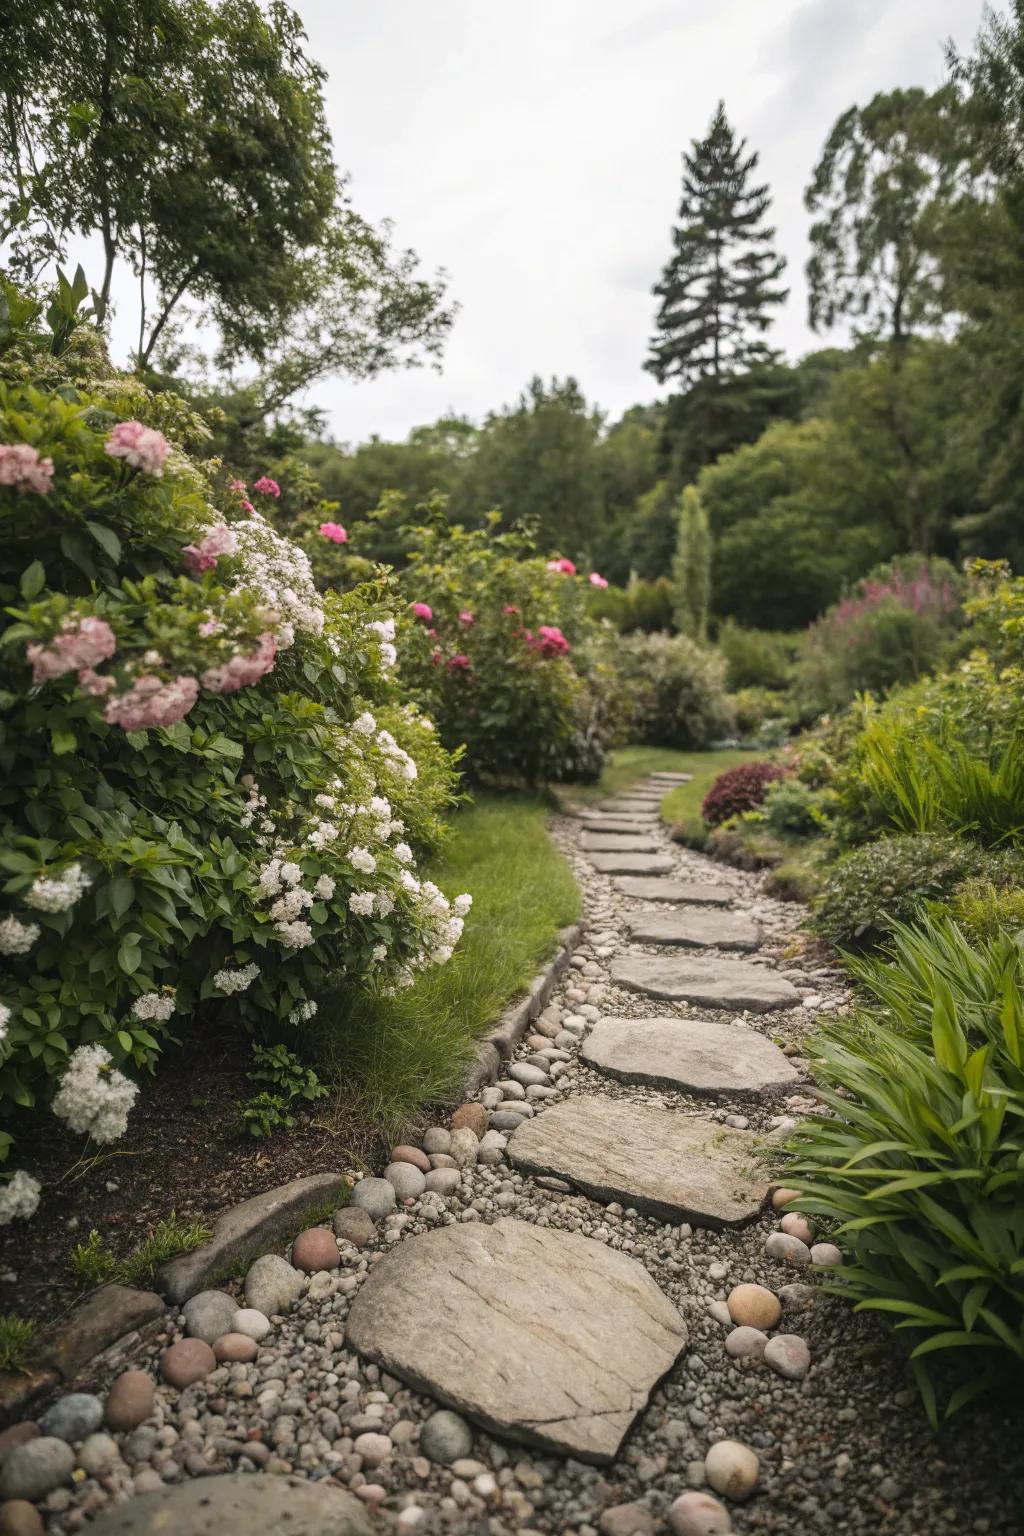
<box><xmin>98</xmin><ymin>0</ymin><xmax>985</xmax><ymax>446</ymax></box>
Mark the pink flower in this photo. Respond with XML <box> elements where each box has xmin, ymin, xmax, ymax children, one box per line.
<box><xmin>458</xmin><ymin>610</ymin><xmax>475</xmax><ymax>626</ymax></box>
<box><xmin>229</xmin><ymin>478</ymin><xmax>247</xmax><ymax>493</ymax></box>
<box><xmin>503</xmin><ymin>604</ymin><xmax>520</xmax><ymax>615</ymax></box>
<box><xmin>527</xmin><ymin>624</ymin><xmax>570</xmax><ymax>659</ymax></box>
<box><xmin>448</xmin><ymin>653</ymin><xmax>472</xmax><ymax>672</ymax></box>
<box><xmin>78</xmin><ymin>667</ymin><xmax>115</xmax><ymax>697</ymax></box>
<box><xmin>319</xmin><ymin>522</ymin><xmax>348</xmax><ymax>544</ymax></box>
<box><xmin>588</xmin><ymin>572</ymin><xmax>609</xmax><ymax>589</ymax></box>
<box><xmin>200</xmin><ymin>632</ymin><xmax>278</xmax><ymax>694</ymax></box>
<box><xmin>27</xmin><ymin>616</ymin><xmax>117</xmax><ymax>684</ymax></box>
<box><xmin>0</xmin><ymin>442</ymin><xmax>54</xmax><ymax>495</ymax></box>
<box><xmin>253</xmin><ymin>475</ymin><xmax>281</xmax><ymax>498</ymax></box>
<box><xmin>411</xmin><ymin>602</ymin><xmax>433</xmax><ymax>622</ymax></box>
<box><xmin>241</xmin><ymin>500</ymin><xmax>255</xmax><ymax>514</ymax></box>
<box><xmin>182</xmin><ymin>524</ymin><xmax>238</xmax><ymax>574</ymax></box>
<box><xmin>430</xmin><ymin>649</ymin><xmax>441</xmax><ymax>666</ymax></box>
<box><xmin>104</xmin><ymin>674</ymin><xmax>199</xmax><ymax>730</ymax></box>
<box><xmin>104</xmin><ymin>421</ymin><xmax>170</xmax><ymax>477</ymax></box>
<box><xmin>546</xmin><ymin>557</ymin><xmax>576</xmax><ymax>575</ymax></box>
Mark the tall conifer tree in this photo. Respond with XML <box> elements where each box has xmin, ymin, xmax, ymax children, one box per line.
<box><xmin>647</xmin><ymin>103</ymin><xmax>788</xmax><ymax>387</ymax></box>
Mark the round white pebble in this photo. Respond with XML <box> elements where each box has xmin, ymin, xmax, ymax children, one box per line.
<box><xmin>232</xmin><ymin>1308</ymin><xmax>272</xmax><ymax>1341</ymax></box>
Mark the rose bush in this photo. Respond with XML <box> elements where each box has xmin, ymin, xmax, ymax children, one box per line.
<box><xmin>0</xmin><ymin>290</ymin><xmax>463</xmax><ymax>1196</ymax></box>
<box><xmin>395</xmin><ymin>517</ymin><xmax>612</xmax><ymax>784</ymax></box>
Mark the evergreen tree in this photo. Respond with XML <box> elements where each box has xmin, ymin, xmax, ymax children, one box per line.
<box><xmin>672</xmin><ymin>486</ymin><xmax>711</xmax><ymax>641</ymax></box>
<box><xmin>646</xmin><ymin>102</ymin><xmax>788</xmax><ymax>389</ymax></box>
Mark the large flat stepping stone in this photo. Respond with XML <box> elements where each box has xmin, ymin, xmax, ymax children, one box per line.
<box><xmin>602</xmin><ymin>800</ymin><xmax>663</xmax><ymax>814</ymax></box>
<box><xmin>85</xmin><ymin>1474</ymin><xmax>373</xmax><ymax>1534</ymax></box>
<box><xmin>614</xmin><ymin>877</ymin><xmax>733</xmax><ymax>906</ymax></box>
<box><xmin>580</xmin><ymin>834</ymin><xmax>661</xmax><ymax>852</ymax></box>
<box><xmin>509</xmin><ymin>1097</ymin><xmax>767</xmax><ymax>1227</ymax></box>
<box><xmin>649</xmin><ymin>772</ymin><xmax>692</xmax><ymax>783</ymax></box>
<box><xmin>611</xmin><ymin>952</ymin><xmax>800</xmax><ymax>1012</ymax></box>
<box><xmin>627</xmin><ymin>908</ymin><xmax>760</xmax><ymax>951</ymax></box>
<box><xmin>587</xmin><ymin>852</ymin><xmax>675</xmax><ymax>875</ymax></box>
<box><xmin>582</xmin><ymin>1015</ymin><xmax>799</xmax><ymax>1095</ymax></box>
<box><xmin>583</xmin><ymin>818</ymin><xmax>662</xmax><ymax>834</ymax></box>
<box><xmin>345</xmin><ymin>1218</ymin><xmax>686</xmax><ymax>1463</ymax></box>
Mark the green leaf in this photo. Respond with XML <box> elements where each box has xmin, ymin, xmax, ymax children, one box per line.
<box><xmin>20</xmin><ymin>559</ymin><xmax>46</xmax><ymax>599</ymax></box>
<box><xmin>50</xmin><ymin>728</ymin><xmax>77</xmax><ymax>755</ymax></box>
<box><xmin>86</xmin><ymin>521</ymin><xmax>122</xmax><ymax>564</ymax></box>
<box><xmin>117</xmin><ymin>1030</ymin><xmax>133</xmax><ymax>1053</ymax></box>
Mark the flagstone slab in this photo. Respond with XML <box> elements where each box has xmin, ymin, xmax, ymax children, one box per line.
<box><xmin>580</xmin><ymin>834</ymin><xmax>662</xmax><ymax>853</ymax></box>
<box><xmin>626</xmin><ymin>909</ymin><xmax>760</xmax><ymax>951</ymax></box>
<box><xmin>86</xmin><ymin>1475</ymin><xmax>373</xmax><ymax>1535</ymax></box>
<box><xmin>649</xmin><ymin>772</ymin><xmax>692</xmax><ymax>783</ymax></box>
<box><xmin>583</xmin><ymin>810</ymin><xmax>658</xmax><ymax>825</ymax></box>
<box><xmin>583</xmin><ymin>819</ymin><xmax>663</xmax><ymax>835</ymax></box>
<box><xmin>508</xmin><ymin>1097</ymin><xmax>768</xmax><ymax>1227</ymax></box>
<box><xmin>614</xmin><ymin>877</ymin><xmax>734</xmax><ymax>906</ymax></box>
<box><xmin>587</xmin><ymin>852</ymin><xmax>675</xmax><ymax>875</ymax></box>
<box><xmin>345</xmin><ymin>1218</ymin><xmax>687</xmax><ymax>1463</ymax></box>
<box><xmin>582</xmin><ymin>1015</ymin><xmax>799</xmax><ymax>1095</ymax></box>
<box><xmin>611</xmin><ymin>952</ymin><xmax>800</xmax><ymax>1013</ymax></box>
<box><xmin>603</xmin><ymin>800</ymin><xmax>665</xmax><ymax>814</ymax></box>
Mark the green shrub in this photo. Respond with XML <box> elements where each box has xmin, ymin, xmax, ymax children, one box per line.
<box><xmin>728</xmin><ymin>685</ymin><xmax>787</xmax><ymax>740</ymax></box>
<box><xmin>857</xmin><ymin>722</ymin><xmax>1024</xmax><ymax>848</ymax></box>
<box><xmin>794</xmin><ymin>555</ymin><xmax>963</xmax><ymax>717</ymax></box>
<box><xmin>586</xmin><ymin>577</ymin><xmax>674</xmax><ymax>633</ymax></box>
<box><xmin>717</xmin><ymin>618</ymin><xmax>797</xmax><ymax>690</ymax></box>
<box><xmin>603</xmin><ymin>631</ymin><xmax>734</xmax><ymax>749</ymax></box>
<box><xmin>238</xmin><ymin>1041</ymin><xmax>327</xmax><ymax>1138</ymax></box>
<box><xmin>813</xmin><ymin>835</ymin><xmax>991</xmax><ymax>951</ymax></box>
<box><xmin>69</xmin><ymin>1229</ymin><xmax>118</xmax><ymax>1285</ymax></box>
<box><xmin>0</xmin><ymin>290</ymin><xmax>465</xmax><ymax>1181</ymax></box>
<box><xmin>786</xmin><ymin>916</ymin><xmax>1024</xmax><ymax>1421</ymax></box>
<box><xmin>759</xmin><ymin>777</ymin><xmax>835</xmax><ymax>837</ymax></box>
<box><xmin>947</xmin><ymin>879</ymin><xmax>1024</xmax><ymax>944</ymax></box>
<box><xmin>397</xmin><ymin>519</ymin><xmax>607</xmax><ymax>785</ymax></box>
<box><xmin>0</xmin><ymin>1313</ymin><xmax>36</xmax><ymax>1372</ymax></box>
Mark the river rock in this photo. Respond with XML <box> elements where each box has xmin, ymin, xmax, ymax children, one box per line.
<box><xmin>334</xmin><ymin>1207</ymin><xmax>377</xmax><ymax>1247</ymax></box>
<box><xmin>160</xmin><ymin>1339</ymin><xmax>215</xmax><ymax>1388</ymax></box>
<box><xmin>726</xmin><ymin>1284</ymin><xmax>781</xmax><ymax>1329</ymax></box>
<box><xmin>349</xmin><ymin>1178</ymin><xmax>397</xmax><ymax>1219</ymax></box>
<box><xmin>182</xmin><ymin>1290</ymin><xmax>238</xmax><ymax>1345</ymax></box>
<box><xmin>764</xmin><ymin>1231</ymin><xmax>811</xmax><ymax>1266</ymax></box>
<box><xmin>704</xmin><ymin>1440</ymin><xmax>759</xmax><ymax>1502</ymax></box>
<box><xmin>292</xmin><ymin>1226</ymin><xmax>341</xmax><ymax>1272</ymax></box>
<box><xmin>450</xmin><ymin>1104</ymin><xmax>489</xmax><ymax>1138</ymax></box>
<box><xmin>345</xmin><ymin>1219</ymin><xmax>687</xmax><ymax>1462</ymax></box>
<box><xmin>39</xmin><ymin>1393</ymin><xmax>103</xmax><ymax>1443</ymax></box>
<box><xmin>763</xmin><ymin>1334</ymin><xmax>811</xmax><ymax>1380</ymax></box>
<box><xmin>667</xmin><ymin>1490</ymin><xmax>732</xmax><ymax>1535</ymax></box>
<box><xmin>104</xmin><ymin>1372</ymin><xmax>155</xmax><ymax>1432</ymax></box>
<box><xmin>0</xmin><ymin>1438</ymin><xmax>75</xmax><ymax>1501</ymax></box>
<box><xmin>419</xmin><ymin>1410</ymin><xmax>473</xmax><ymax>1465</ymax></box>
<box><xmin>384</xmin><ymin>1162</ymin><xmax>426</xmax><ymax>1200</ymax></box>
<box><xmin>81</xmin><ymin>1472</ymin><xmax>374</xmax><ymax>1534</ymax></box>
<box><xmin>244</xmin><ymin>1254</ymin><xmax>304</xmax><ymax>1315</ymax></box>
<box><xmin>0</xmin><ymin>1500</ymin><xmax>45</xmax><ymax>1536</ymax></box>
<box><xmin>724</xmin><ymin>1327</ymin><xmax>767</xmax><ymax>1360</ymax></box>
<box><xmin>231</xmin><ymin>1308</ymin><xmax>271</xmax><ymax>1341</ymax></box>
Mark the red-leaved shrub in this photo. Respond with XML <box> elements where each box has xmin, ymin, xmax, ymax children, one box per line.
<box><xmin>702</xmin><ymin>760</ymin><xmax>786</xmax><ymax>826</ymax></box>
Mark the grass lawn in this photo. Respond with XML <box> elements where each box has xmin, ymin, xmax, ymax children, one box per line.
<box><xmin>312</xmin><ymin>794</ymin><xmax>580</xmax><ymax>1145</ymax></box>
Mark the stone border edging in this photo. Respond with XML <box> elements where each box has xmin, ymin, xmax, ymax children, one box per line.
<box><xmin>462</xmin><ymin>921</ymin><xmax>585</xmax><ymax>1094</ymax></box>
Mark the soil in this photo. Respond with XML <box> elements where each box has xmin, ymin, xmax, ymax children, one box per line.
<box><xmin>0</xmin><ymin>1021</ymin><xmax>388</xmax><ymax>1332</ymax></box>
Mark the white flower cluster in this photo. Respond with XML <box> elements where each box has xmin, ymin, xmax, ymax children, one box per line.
<box><xmin>377</xmin><ymin>729</ymin><xmax>417</xmax><ymax>782</ymax></box>
<box><xmin>51</xmin><ymin>1044</ymin><xmax>139</xmax><ymax>1144</ymax></box>
<box><xmin>131</xmin><ymin>990</ymin><xmax>176</xmax><ymax>1022</ymax></box>
<box><xmin>277</xmin><ymin>920</ymin><xmax>314</xmax><ymax>949</ymax></box>
<box><xmin>367</xmin><ymin>618</ymin><xmax>396</xmax><ymax>669</ymax></box>
<box><xmin>288</xmin><ymin>999</ymin><xmax>318</xmax><ymax>1024</ymax></box>
<box><xmin>214</xmin><ymin>962</ymin><xmax>260</xmax><ymax>993</ymax></box>
<box><xmin>349</xmin><ymin>846</ymin><xmax>376</xmax><ymax>874</ymax></box>
<box><xmin>353</xmin><ymin>711</ymin><xmax>376</xmax><ymax>736</ymax></box>
<box><xmin>0</xmin><ymin>1169</ymin><xmax>41</xmax><ymax>1227</ymax></box>
<box><xmin>239</xmin><ymin>777</ymin><xmax>273</xmax><ymax>836</ymax></box>
<box><xmin>24</xmin><ymin>862</ymin><xmax>92</xmax><ymax>913</ymax></box>
<box><xmin>230</xmin><ymin>510</ymin><xmax>324</xmax><ymax>642</ymax></box>
<box><xmin>0</xmin><ymin>914</ymin><xmax>40</xmax><ymax>956</ymax></box>
<box><xmin>0</xmin><ymin>1001</ymin><xmax>10</xmax><ymax>1038</ymax></box>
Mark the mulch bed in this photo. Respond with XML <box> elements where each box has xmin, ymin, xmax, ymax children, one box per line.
<box><xmin>1</xmin><ymin>1023</ymin><xmax>390</xmax><ymax>1332</ymax></box>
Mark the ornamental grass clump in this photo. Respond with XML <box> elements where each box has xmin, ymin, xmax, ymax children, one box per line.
<box><xmin>0</xmin><ymin>284</ymin><xmax>465</xmax><ymax>1201</ymax></box>
<box><xmin>785</xmin><ymin>915</ymin><xmax>1024</xmax><ymax>1423</ymax></box>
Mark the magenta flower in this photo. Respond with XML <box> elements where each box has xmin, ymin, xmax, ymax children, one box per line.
<box><xmin>529</xmin><ymin>624</ymin><xmax>570</xmax><ymax>658</ymax></box>
<box><xmin>253</xmin><ymin>475</ymin><xmax>281</xmax><ymax>498</ymax></box>
<box><xmin>411</xmin><ymin>602</ymin><xmax>433</xmax><ymax>622</ymax></box>
<box><xmin>105</xmin><ymin>421</ymin><xmax>170</xmax><ymax>477</ymax></box>
<box><xmin>27</xmin><ymin>616</ymin><xmax>117</xmax><ymax>685</ymax></box>
<box><xmin>503</xmin><ymin>604</ymin><xmax>520</xmax><ymax>615</ymax></box>
<box><xmin>546</xmin><ymin>557</ymin><xmax>576</xmax><ymax>575</ymax></box>
<box><xmin>588</xmin><ymin>572</ymin><xmax>609</xmax><ymax>589</ymax></box>
<box><xmin>104</xmin><ymin>674</ymin><xmax>200</xmax><ymax>730</ymax></box>
<box><xmin>183</xmin><ymin>524</ymin><xmax>238</xmax><ymax>574</ymax></box>
<box><xmin>458</xmin><ymin>610</ymin><xmax>475</xmax><ymax>626</ymax></box>
<box><xmin>229</xmin><ymin>478</ymin><xmax>247</xmax><ymax>493</ymax></box>
<box><xmin>319</xmin><ymin>522</ymin><xmax>348</xmax><ymax>544</ymax></box>
<box><xmin>241</xmin><ymin>499</ymin><xmax>255</xmax><ymax>514</ymax></box>
<box><xmin>0</xmin><ymin>442</ymin><xmax>54</xmax><ymax>495</ymax></box>
<box><xmin>201</xmin><ymin>632</ymin><xmax>278</xmax><ymax>694</ymax></box>
<box><xmin>448</xmin><ymin>653</ymin><xmax>472</xmax><ymax>672</ymax></box>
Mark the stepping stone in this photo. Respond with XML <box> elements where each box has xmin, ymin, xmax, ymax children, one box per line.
<box><xmin>85</xmin><ymin>1473</ymin><xmax>373</xmax><ymax>1534</ymax></box>
<box><xmin>508</xmin><ymin>1097</ymin><xmax>768</xmax><ymax>1227</ymax></box>
<box><xmin>587</xmin><ymin>852</ymin><xmax>674</xmax><ymax>875</ymax></box>
<box><xmin>583</xmin><ymin>819</ymin><xmax>662</xmax><ymax>835</ymax></box>
<box><xmin>626</xmin><ymin>909</ymin><xmax>760</xmax><ymax>951</ymax></box>
<box><xmin>649</xmin><ymin>772</ymin><xmax>692</xmax><ymax>783</ymax></box>
<box><xmin>345</xmin><ymin>1219</ymin><xmax>686</xmax><ymax>1463</ymax></box>
<box><xmin>580</xmin><ymin>834</ymin><xmax>661</xmax><ymax>853</ymax></box>
<box><xmin>582</xmin><ymin>1015</ymin><xmax>799</xmax><ymax>1095</ymax></box>
<box><xmin>602</xmin><ymin>800</ymin><xmax>663</xmax><ymax>814</ymax></box>
<box><xmin>611</xmin><ymin>953</ymin><xmax>800</xmax><ymax>1013</ymax></box>
<box><xmin>614</xmin><ymin>877</ymin><xmax>733</xmax><ymax>906</ymax></box>
<box><xmin>622</xmin><ymin>788</ymin><xmax>667</xmax><ymax>799</ymax></box>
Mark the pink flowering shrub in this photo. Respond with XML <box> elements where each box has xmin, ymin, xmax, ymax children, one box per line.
<box><xmin>0</xmin><ymin>321</ymin><xmax>462</xmax><ymax>1158</ymax></box>
<box><xmin>397</xmin><ymin>520</ymin><xmax>609</xmax><ymax>784</ymax></box>
<box><xmin>795</xmin><ymin>556</ymin><xmax>964</xmax><ymax>717</ymax></box>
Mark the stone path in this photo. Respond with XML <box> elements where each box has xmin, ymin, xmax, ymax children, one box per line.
<box><xmin>16</xmin><ymin>773</ymin><xmax>1023</xmax><ymax>1535</ymax></box>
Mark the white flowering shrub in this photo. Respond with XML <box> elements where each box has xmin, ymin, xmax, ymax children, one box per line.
<box><xmin>0</xmin><ymin>298</ymin><xmax>464</xmax><ymax>1163</ymax></box>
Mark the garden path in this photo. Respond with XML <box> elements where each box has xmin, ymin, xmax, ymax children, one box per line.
<box><xmin>22</xmin><ymin>776</ymin><xmax>1022</xmax><ymax>1535</ymax></box>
